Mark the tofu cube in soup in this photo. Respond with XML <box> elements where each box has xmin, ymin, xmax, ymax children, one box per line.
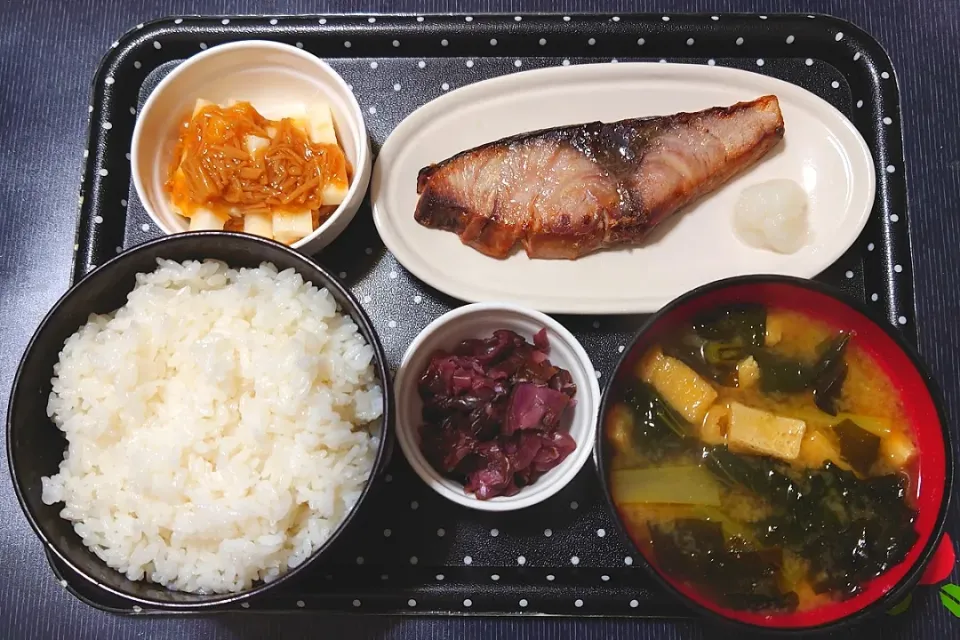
<box><xmin>798</xmin><ymin>430</ymin><xmax>848</xmax><ymax>469</ymax></box>
<box><xmin>880</xmin><ymin>429</ymin><xmax>917</xmax><ymax>469</ymax></box>
<box><xmin>728</xmin><ymin>402</ymin><xmax>806</xmax><ymax>461</ymax></box>
<box><xmin>638</xmin><ymin>350</ymin><xmax>718</xmax><ymax>425</ymax></box>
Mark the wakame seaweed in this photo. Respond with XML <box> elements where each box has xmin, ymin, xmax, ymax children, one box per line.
<box><xmin>662</xmin><ymin>304</ymin><xmax>767</xmax><ymax>387</ymax></box>
<box><xmin>649</xmin><ymin>519</ymin><xmax>799</xmax><ymax>613</ymax></box>
<box><xmin>622</xmin><ymin>383</ymin><xmax>691</xmax><ymax>461</ymax></box>
<box><xmin>702</xmin><ymin>446</ymin><xmax>917</xmax><ymax>600</ymax></box>
<box><xmin>662</xmin><ymin>330</ymin><xmax>742</xmax><ymax>387</ymax></box>
<box><xmin>811</xmin><ymin>333</ymin><xmax>853</xmax><ymax>415</ymax></box>
<box><xmin>749</xmin><ymin>348</ymin><xmax>812</xmax><ymax>393</ymax></box>
<box><xmin>834</xmin><ymin>419</ymin><xmax>882</xmax><ymax>475</ymax></box>
<box><xmin>693</xmin><ymin>304</ymin><xmax>767</xmax><ymax>347</ymax></box>
<box><xmin>666</xmin><ymin>304</ymin><xmax>856</xmax><ymax>399</ymax></box>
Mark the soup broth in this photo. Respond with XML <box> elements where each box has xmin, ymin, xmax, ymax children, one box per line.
<box><xmin>606</xmin><ymin>304</ymin><xmax>919</xmax><ymax>614</ymax></box>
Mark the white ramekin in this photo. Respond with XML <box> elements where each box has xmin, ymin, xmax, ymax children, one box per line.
<box><xmin>394</xmin><ymin>302</ymin><xmax>600</xmax><ymax>512</ymax></box>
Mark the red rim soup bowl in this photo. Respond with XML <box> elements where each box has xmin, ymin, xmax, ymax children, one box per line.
<box><xmin>595</xmin><ymin>275</ymin><xmax>953</xmax><ymax>634</ymax></box>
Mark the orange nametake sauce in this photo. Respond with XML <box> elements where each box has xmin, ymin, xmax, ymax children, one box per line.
<box><xmin>165</xmin><ymin>101</ymin><xmax>350</xmax><ymax>233</ymax></box>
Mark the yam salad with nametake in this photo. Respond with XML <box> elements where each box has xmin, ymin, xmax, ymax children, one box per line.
<box><xmin>166</xmin><ymin>99</ymin><xmax>350</xmax><ymax>244</ymax></box>
<box><xmin>605</xmin><ymin>303</ymin><xmax>919</xmax><ymax>614</ymax></box>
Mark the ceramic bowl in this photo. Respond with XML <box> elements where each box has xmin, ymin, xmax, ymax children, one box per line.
<box><xmin>131</xmin><ymin>40</ymin><xmax>371</xmax><ymax>255</ymax></box>
<box><xmin>6</xmin><ymin>232</ymin><xmax>392</xmax><ymax>610</ymax></box>
<box><xmin>596</xmin><ymin>275</ymin><xmax>953</xmax><ymax>633</ymax></box>
<box><xmin>394</xmin><ymin>302</ymin><xmax>600</xmax><ymax>512</ymax></box>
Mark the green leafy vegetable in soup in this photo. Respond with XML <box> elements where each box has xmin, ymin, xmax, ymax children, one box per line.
<box><xmin>607</xmin><ymin>304</ymin><xmax>919</xmax><ymax>614</ymax></box>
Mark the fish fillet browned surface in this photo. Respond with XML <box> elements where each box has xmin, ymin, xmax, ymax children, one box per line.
<box><xmin>414</xmin><ymin>95</ymin><xmax>785</xmax><ymax>259</ymax></box>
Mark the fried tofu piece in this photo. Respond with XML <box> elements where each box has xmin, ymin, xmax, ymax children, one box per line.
<box><xmin>765</xmin><ymin>315</ymin><xmax>783</xmax><ymax>346</ymax></box>
<box><xmin>700</xmin><ymin>404</ymin><xmax>729</xmax><ymax>445</ymax></box>
<box><xmin>638</xmin><ymin>350</ymin><xmax>718</xmax><ymax>425</ymax></box>
<box><xmin>728</xmin><ymin>402</ymin><xmax>806</xmax><ymax>461</ymax></box>
<box><xmin>737</xmin><ymin>356</ymin><xmax>761</xmax><ymax>388</ymax></box>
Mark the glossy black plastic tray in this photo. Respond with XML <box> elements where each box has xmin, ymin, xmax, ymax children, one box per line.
<box><xmin>64</xmin><ymin>12</ymin><xmax>914</xmax><ymax>616</ymax></box>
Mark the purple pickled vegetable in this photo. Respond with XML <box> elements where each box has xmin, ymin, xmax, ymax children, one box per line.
<box><xmin>533</xmin><ymin>431</ymin><xmax>577</xmax><ymax>472</ymax></box>
<box><xmin>533</xmin><ymin>327</ymin><xmax>550</xmax><ymax>352</ymax></box>
<box><xmin>549</xmin><ymin>368</ymin><xmax>578</xmax><ymax>398</ymax></box>
<box><xmin>417</xmin><ymin>328</ymin><xmax>578</xmax><ymax>499</ymax></box>
<box><xmin>503</xmin><ymin>383</ymin><xmax>571</xmax><ymax>435</ymax></box>
<box><xmin>504</xmin><ymin>431</ymin><xmax>544</xmax><ymax>471</ymax></box>
<box><xmin>465</xmin><ymin>441</ymin><xmax>513</xmax><ymax>500</ymax></box>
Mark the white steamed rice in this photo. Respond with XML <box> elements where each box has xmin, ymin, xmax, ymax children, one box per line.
<box><xmin>41</xmin><ymin>259</ymin><xmax>383</xmax><ymax>594</ymax></box>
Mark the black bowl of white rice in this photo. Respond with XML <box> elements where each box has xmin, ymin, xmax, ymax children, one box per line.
<box><xmin>6</xmin><ymin>231</ymin><xmax>392</xmax><ymax>609</ymax></box>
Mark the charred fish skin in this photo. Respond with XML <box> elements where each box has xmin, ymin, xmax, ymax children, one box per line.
<box><xmin>415</xmin><ymin>95</ymin><xmax>785</xmax><ymax>260</ymax></box>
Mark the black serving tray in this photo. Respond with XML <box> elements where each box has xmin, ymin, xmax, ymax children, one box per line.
<box><xmin>65</xmin><ymin>13</ymin><xmax>914</xmax><ymax>617</ymax></box>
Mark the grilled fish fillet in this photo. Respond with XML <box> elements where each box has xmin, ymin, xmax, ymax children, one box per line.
<box><xmin>415</xmin><ymin>95</ymin><xmax>785</xmax><ymax>259</ymax></box>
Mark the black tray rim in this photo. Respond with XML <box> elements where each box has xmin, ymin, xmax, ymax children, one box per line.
<box><xmin>76</xmin><ymin>10</ymin><xmax>917</xmax><ymax>329</ymax></box>
<box><xmin>61</xmin><ymin>11</ymin><xmax>917</xmax><ymax>619</ymax></box>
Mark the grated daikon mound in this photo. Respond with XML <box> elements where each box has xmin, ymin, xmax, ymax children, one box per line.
<box><xmin>734</xmin><ymin>179</ymin><xmax>810</xmax><ymax>254</ymax></box>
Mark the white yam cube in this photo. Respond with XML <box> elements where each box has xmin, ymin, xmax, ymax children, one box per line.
<box><xmin>258</xmin><ymin>101</ymin><xmax>306</xmax><ymax>122</ymax></box>
<box><xmin>728</xmin><ymin>402</ymin><xmax>806</xmax><ymax>461</ymax></box>
<box><xmin>170</xmin><ymin>168</ymin><xmax>190</xmax><ymax>215</ymax></box>
<box><xmin>272</xmin><ymin>210</ymin><xmax>314</xmax><ymax>244</ymax></box>
<box><xmin>191</xmin><ymin>98</ymin><xmax>214</xmax><ymax>117</ymax></box>
<box><xmin>243</xmin><ymin>211</ymin><xmax>273</xmax><ymax>239</ymax></box>
<box><xmin>188</xmin><ymin>208</ymin><xmax>226</xmax><ymax>231</ymax></box>
<box><xmin>245</xmin><ymin>135</ymin><xmax>270</xmax><ymax>155</ymax></box>
<box><xmin>307</xmin><ymin>103</ymin><xmax>339</xmax><ymax>146</ymax></box>
<box><xmin>321</xmin><ymin>182</ymin><xmax>348</xmax><ymax>206</ymax></box>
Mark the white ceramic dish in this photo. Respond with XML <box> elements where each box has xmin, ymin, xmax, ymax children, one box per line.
<box><xmin>372</xmin><ymin>62</ymin><xmax>876</xmax><ymax>314</ymax></box>
<box><xmin>131</xmin><ymin>41</ymin><xmax>371</xmax><ymax>255</ymax></box>
<box><xmin>394</xmin><ymin>303</ymin><xmax>600</xmax><ymax>512</ymax></box>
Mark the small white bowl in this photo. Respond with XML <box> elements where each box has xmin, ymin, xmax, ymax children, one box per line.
<box><xmin>131</xmin><ymin>40</ymin><xmax>371</xmax><ymax>255</ymax></box>
<box><xmin>394</xmin><ymin>303</ymin><xmax>600</xmax><ymax>512</ymax></box>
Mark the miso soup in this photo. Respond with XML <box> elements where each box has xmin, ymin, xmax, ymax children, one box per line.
<box><xmin>605</xmin><ymin>303</ymin><xmax>919</xmax><ymax>614</ymax></box>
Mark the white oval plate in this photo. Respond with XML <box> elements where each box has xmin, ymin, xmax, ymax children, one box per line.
<box><xmin>372</xmin><ymin>63</ymin><xmax>876</xmax><ymax>315</ymax></box>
